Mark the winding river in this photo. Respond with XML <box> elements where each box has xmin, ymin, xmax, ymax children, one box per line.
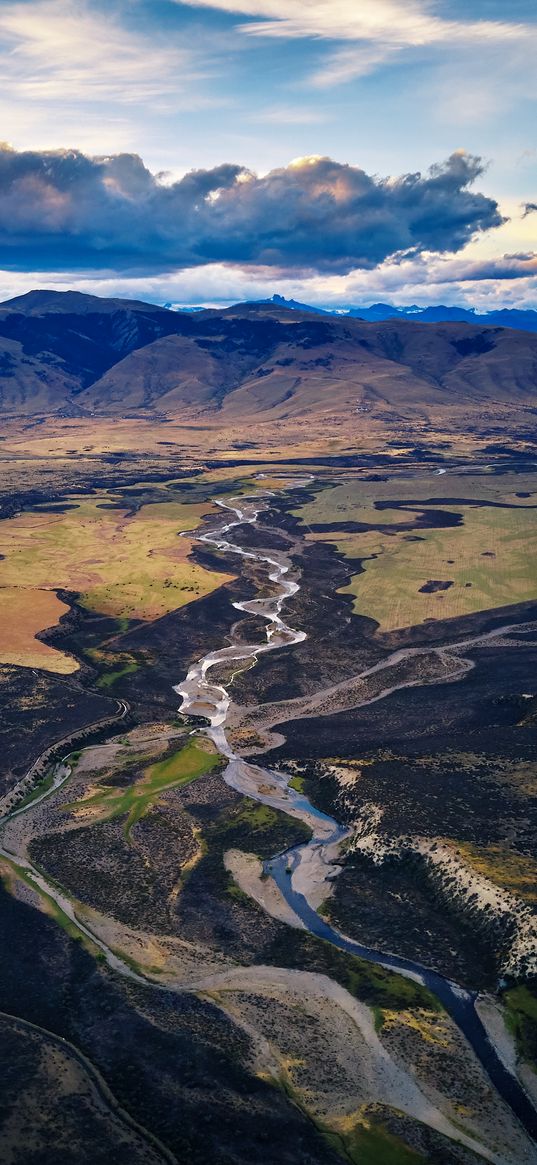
<box><xmin>1</xmin><ymin>478</ymin><xmax>536</xmax><ymax>1149</ymax></box>
<box><xmin>175</xmin><ymin>483</ymin><xmax>537</xmax><ymax>1145</ymax></box>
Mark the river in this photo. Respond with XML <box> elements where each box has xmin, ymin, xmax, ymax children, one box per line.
<box><xmin>175</xmin><ymin>482</ymin><xmax>537</xmax><ymax>1145</ymax></box>
<box><xmin>1</xmin><ymin>478</ymin><xmax>536</xmax><ymax>1146</ymax></box>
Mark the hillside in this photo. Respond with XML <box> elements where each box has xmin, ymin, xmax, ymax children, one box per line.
<box><xmin>1</xmin><ymin>290</ymin><xmax>537</xmax><ymax>420</ymax></box>
<box><xmin>0</xmin><ymin>290</ymin><xmax>180</xmax><ymax>414</ymax></box>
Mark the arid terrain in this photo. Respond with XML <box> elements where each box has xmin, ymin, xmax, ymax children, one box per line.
<box><xmin>1</xmin><ymin>293</ymin><xmax>537</xmax><ymax>1165</ymax></box>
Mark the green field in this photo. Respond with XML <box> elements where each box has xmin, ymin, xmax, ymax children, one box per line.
<box><xmin>96</xmin><ymin>660</ymin><xmax>140</xmax><ymax>690</ymax></box>
<box><xmin>294</xmin><ymin>474</ymin><xmax>537</xmax><ymax>528</ymax></box>
<box><xmin>67</xmin><ymin>736</ymin><xmax>221</xmax><ymax>834</ymax></box>
<box><xmin>293</xmin><ymin>477</ymin><xmax>535</xmax><ymax>633</ymax></box>
<box><xmin>0</xmin><ymin>495</ymin><xmax>233</xmax><ymax>672</ymax></box>
<box><xmin>336</xmin><ymin>506</ymin><xmax>537</xmax><ymax>630</ymax></box>
<box><xmin>326</xmin><ymin>1119</ymin><xmax>426</xmax><ymax>1165</ymax></box>
<box><xmin>293</xmin><ymin>479</ymin><xmax>537</xmax><ymax>631</ymax></box>
<box><xmin>294</xmin><ymin>481</ymin><xmax>408</xmax><ymax>528</ymax></box>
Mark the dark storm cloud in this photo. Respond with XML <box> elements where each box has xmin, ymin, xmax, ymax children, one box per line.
<box><xmin>522</xmin><ymin>202</ymin><xmax>537</xmax><ymax>218</ymax></box>
<box><xmin>429</xmin><ymin>251</ymin><xmax>537</xmax><ymax>283</ymax></box>
<box><xmin>0</xmin><ymin>144</ymin><xmax>504</xmax><ymax>275</ymax></box>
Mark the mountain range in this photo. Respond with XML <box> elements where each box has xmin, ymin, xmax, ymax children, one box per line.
<box><xmin>1</xmin><ymin>289</ymin><xmax>537</xmax><ymax>421</ymax></box>
<box><xmin>256</xmin><ymin>294</ymin><xmax>537</xmax><ymax>332</ymax></box>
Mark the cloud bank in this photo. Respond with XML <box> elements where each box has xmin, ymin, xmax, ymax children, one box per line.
<box><xmin>0</xmin><ymin>145</ymin><xmax>504</xmax><ymax>276</ymax></box>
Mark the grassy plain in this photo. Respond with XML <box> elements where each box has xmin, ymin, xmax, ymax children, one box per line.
<box><xmin>294</xmin><ymin>473</ymin><xmax>537</xmax><ymax>527</ymax></box>
<box><xmin>295</xmin><ymin>476</ymin><xmax>537</xmax><ymax>631</ymax></box>
<box><xmin>337</xmin><ymin>506</ymin><xmax>537</xmax><ymax>630</ymax></box>
<box><xmin>66</xmin><ymin>736</ymin><xmax>220</xmax><ymax>834</ymax></box>
<box><xmin>0</xmin><ymin>496</ymin><xmax>234</xmax><ymax>672</ymax></box>
<box><xmin>0</xmin><ymin>587</ymin><xmax>77</xmax><ymax>673</ymax></box>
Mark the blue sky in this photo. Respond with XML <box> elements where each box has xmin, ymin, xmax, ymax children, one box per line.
<box><xmin>0</xmin><ymin>0</ymin><xmax>535</xmax><ymax>308</ymax></box>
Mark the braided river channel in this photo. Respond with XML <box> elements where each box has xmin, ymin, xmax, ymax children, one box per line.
<box><xmin>1</xmin><ymin>479</ymin><xmax>536</xmax><ymax>1151</ymax></box>
<box><xmin>175</xmin><ymin>483</ymin><xmax>537</xmax><ymax>1145</ymax></box>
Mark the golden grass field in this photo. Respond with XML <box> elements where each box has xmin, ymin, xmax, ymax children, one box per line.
<box><xmin>0</xmin><ymin>588</ymin><xmax>78</xmax><ymax>674</ymax></box>
<box><xmin>2</xmin><ymin>408</ymin><xmax>533</xmax><ymax>498</ymax></box>
<box><xmin>0</xmin><ymin>496</ymin><xmax>234</xmax><ymax>673</ymax></box>
<box><xmin>296</xmin><ymin>476</ymin><xmax>537</xmax><ymax>632</ymax></box>
<box><xmin>0</xmin><ymin>415</ymin><xmax>377</xmax><ymax>471</ymax></box>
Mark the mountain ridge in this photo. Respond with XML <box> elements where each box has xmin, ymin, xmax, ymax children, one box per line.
<box><xmin>248</xmin><ymin>294</ymin><xmax>537</xmax><ymax>332</ymax></box>
<box><xmin>1</xmin><ymin>289</ymin><xmax>536</xmax><ymax>420</ymax></box>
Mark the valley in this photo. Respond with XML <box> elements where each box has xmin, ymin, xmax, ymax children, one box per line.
<box><xmin>0</xmin><ymin>293</ymin><xmax>537</xmax><ymax>1164</ymax></box>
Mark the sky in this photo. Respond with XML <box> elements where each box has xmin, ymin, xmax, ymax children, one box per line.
<box><xmin>0</xmin><ymin>0</ymin><xmax>535</xmax><ymax>309</ymax></box>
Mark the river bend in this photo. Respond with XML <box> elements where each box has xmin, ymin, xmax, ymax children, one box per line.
<box><xmin>175</xmin><ymin>485</ymin><xmax>537</xmax><ymax>1145</ymax></box>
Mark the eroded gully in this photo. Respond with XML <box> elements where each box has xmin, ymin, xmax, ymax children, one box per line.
<box><xmin>174</xmin><ymin>483</ymin><xmax>537</xmax><ymax>1144</ymax></box>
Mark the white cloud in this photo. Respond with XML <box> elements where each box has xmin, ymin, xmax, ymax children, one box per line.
<box><xmin>3</xmin><ymin>244</ymin><xmax>536</xmax><ymax>313</ymax></box>
<box><xmin>0</xmin><ymin>1</ymin><xmax>219</xmax><ymax>157</ymax></box>
<box><xmin>175</xmin><ymin>0</ymin><xmax>536</xmax><ymax>89</ymax></box>
<box><xmin>174</xmin><ymin>0</ymin><xmax>528</xmax><ymax>46</ymax></box>
<box><xmin>255</xmin><ymin>106</ymin><xmax>329</xmax><ymax>125</ymax></box>
<box><xmin>309</xmin><ymin>43</ymin><xmax>400</xmax><ymax>87</ymax></box>
<box><xmin>0</xmin><ymin>0</ymin><xmax>193</xmax><ymax>105</ymax></box>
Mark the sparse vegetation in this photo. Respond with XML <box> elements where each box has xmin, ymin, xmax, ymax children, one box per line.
<box><xmin>0</xmin><ymin>857</ymin><xmax>99</xmax><ymax>956</ymax></box>
<box><xmin>212</xmin><ymin>798</ymin><xmax>311</xmax><ymax>860</ymax></box>
<box><xmin>65</xmin><ymin>736</ymin><xmax>221</xmax><ymax>834</ymax></box>
<box><xmin>456</xmin><ymin>842</ymin><xmax>537</xmax><ymax>904</ymax></box>
<box><xmin>324</xmin><ymin>1119</ymin><xmax>426</xmax><ymax>1165</ymax></box>
<box><xmin>266</xmin><ymin>929</ymin><xmax>440</xmax><ymax>1016</ymax></box>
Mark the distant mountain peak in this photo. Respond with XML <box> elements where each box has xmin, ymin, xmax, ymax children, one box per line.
<box><xmin>0</xmin><ymin>289</ymin><xmax>172</xmax><ymax>318</ymax></box>
<box><xmin>256</xmin><ymin>294</ymin><xmax>328</xmax><ymax>315</ymax></box>
<box><xmin>2</xmin><ymin>289</ymin><xmax>104</xmax><ymax>311</ymax></box>
<box><xmin>251</xmin><ymin>296</ymin><xmax>537</xmax><ymax>333</ymax></box>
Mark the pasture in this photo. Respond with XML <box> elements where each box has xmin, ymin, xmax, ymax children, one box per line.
<box><xmin>336</xmin><ymin>505</ymin><xmax>537</xmax><ymax>631</ymax></box>
<box><xmin>0</xmin><ymin>496</ymin><xmax>233</xmax><ymax>672</ymax></box>
<box><xmin>294</xmin><ymin>472</ymin><xmax>537</xmax><ymax>528</ymax></box>
<box><xmin>294</xmin><ymin>474</ymin><xmax>537</xmax><ymax>632</ymax></box>
<box><xmin>0</xmin><ymin>587</ymin><xmax>77</xmax><ymax>674</ymax></box>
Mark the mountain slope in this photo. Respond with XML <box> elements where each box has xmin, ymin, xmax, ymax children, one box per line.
<box><xmin>1</xmin><ymin>291</ymin><xmax>537</xmax><ymax>420</ymax></box>
<box><xmin>0</xmin><ymin>290</ymin><xmax>182</xmax><ymax>413</ymax></box>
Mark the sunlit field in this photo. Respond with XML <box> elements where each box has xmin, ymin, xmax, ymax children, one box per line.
<box><xmin>0</xmin><ymin>496</ymin><xmax>233</xmax><ymax>671</ymax></box>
